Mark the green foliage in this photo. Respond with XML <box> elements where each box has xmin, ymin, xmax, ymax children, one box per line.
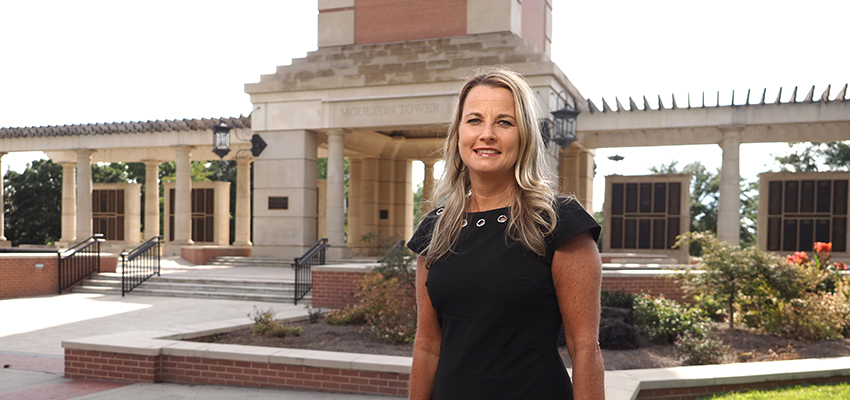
<box><xmin>674</xmin><ymin>330</ymin><xmax>728</xmax><ymax>366</ymax></box>
<box><xmin>4</xmin><ymin>159</ymin><xmax>62</xmax><ymax>246</ymax></box>
<box><xmin>358</xmin><ymin>272</ymin><xmax>417</xmax><ymax>344</ymax></box>
<box><xmin>758</xmin><ymin>283</ymin><xmax>850</xmax><ymax>341</ymax></box>
<box><xmin>633</xmin><ymin>294</ymin><xmax>710</xmax><ymax>344</ymax></box>
<box><xmin>325</xmin><ymin>305</ymin><xmax>367</xmax><ymax>326</ymax></box>
<box><xmin>774</xmin><ymin>141</ymin><xmax>850</xmax><ymax>172</ymax></box>
<box><xmin>413</xmin><ymin>182</ymin><xmax>423</xmax><ymax>227</ymax></box>
<box><xmin>598</xmin><ymin>319</ymin><xmax>640</xmax><ymax>350</ymax></box>
<box><xmin>307</xmin><ymin>308</ymin><xmax>323</xmax><ymax>324</ymax></box>
<box><xmin>247</xmin><ymin>306</ymin><xmax>302</xmax><ymax>337</ymax></box>
<box><xmin>600</xmin><ymin>289</ymin><xmax>636</xmax><ymax>309</ymax></box>
<box><xmin>697</xmin><ymin>383</ymin><xmax>850</xmax><ymax>400</ymax></box>
<box><xmin>373</xmin><ymin>244</ymin><xmax>417</xmax><ymax>297</ymax></box>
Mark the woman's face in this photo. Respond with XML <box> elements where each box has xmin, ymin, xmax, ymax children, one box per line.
<box><xmin>457</xmin><ymin>85</ymin><xmax>521</xmax><ymax>181</ymax></box>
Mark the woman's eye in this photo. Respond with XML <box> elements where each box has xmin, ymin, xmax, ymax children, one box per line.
<box><xmin>498</xmin><ymin>120</ymin><xmax>514</xmax><ymax>127</ymax></box>
<box><xmin>466</xmin><ymin>118</ymin><xmax>481</xmax><ymax>124</ymax></box>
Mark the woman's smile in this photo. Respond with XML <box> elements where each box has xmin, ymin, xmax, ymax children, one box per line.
<box><xmin>458</xmin><ymin>85</ymin><xmax>520</xmax><ymax>179</ymax></box>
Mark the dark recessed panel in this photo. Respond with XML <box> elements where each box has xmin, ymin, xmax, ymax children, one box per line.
<box><xmin>652</xmin><ymin>219</ymin><xmax>666</xmax><ymax>249</ymax></box>
<box><xmin>669</xmin><ymin>182</ymin><xmax>681</xmax><ymax>215</ymax></box>
<box><xmin>815</xmin><ymin>219</ymin><xmax>831</xmax><ymax>243</ymax></box>
<box><xmin>833</xmin><ymin>217</ymin><xmax>847</xmax><ymax>252</ymax></box>
<box><xmin>268</xmin><ymin>196</ymin><xmax>289</xmax><ymax>210</ymax></box>
<box><xmin>834</xmin><ymin>180</ymin><xmax>848</xmax><ymax>215</ymax></box>
<box><xmin>624</xmin><ymin>219</ymin><xmax>637</xmax><ymax>249</ymax></box>
<box><xmin>667</xmin><ymin>217</ymin><xmax>680</xmax><ymax>249</ymax></box>
<box><xmin>380</xmin><ymin>210</ymin><xmax>389</xmax><ymax>219</ymax></box>
<box><xmin>768</xmin><ymin>181</ymin><xmax>782</xmax><ymax>215</ymax></box>
<box><xmin>205</xmin><ymin>216</ymin><xmax>214</xmax><ymax>242</ymax></box>
<box><xmin>784</xmin><ymin>181</ymin><xmax>799</xmax><ymax>213</ymax></box>
<box><xmin>767</xmin><ymin>217</ymin><xmax>781</xmax><ymax>251</ymax></box>
<box><xmin>783</xmin><ymin>219</ymin><xmax>798</xmax><ymax>251</ymax></box>
<box><xmin>800</xmin><ymin>180</ymin><xmax>815</xmax><ymax>213</ymax></box>
<box><xmin>639</xmin><ymin>183</ymin><xmax>652</xmax><ymax>213</ymax></box>
<box><xmin>169</xmin><ymin>189</ymin><xmax>175</xmax><ymax>214</ymax></box>
<box><xmin>638</xmin><ymin>219</ymin><xmax>651</xmax><ymax>249</ymax></box>
<box><xmin>612</xmin><ymin>183</ymin><xmax>624</xmax><ymax>215</ymax></box>
<box><xmin>610</xmin><ymin>217</ymin><xmax>623</xmax><ymax>249</ymax></box>
<box><xmin>817</xmin><ymin>180</ymin><xmax>832</xmax><ymax>213</ymax></box>
<box><xmin>206</xmin><ymin>189</ymin><xmax>215</xmax><ymax>215</ymax></box>
<box><xmin>117</xmin><ymin>190</ymin><xmax>124</xmax><ymax>215</ymax></box>
<box><xmin>625</xmin><ymin>183</ymin><xmax>638</xmax><ymax>213</ymax></box>
<box><xmin>799</xmin><ymin>219</ymin><xmax>814</xmax><ymax>252</ymax></box>
<box><xmin>654</xmin><ymin>183</ymin><xmax>667</xmax><ymax>214</ymax></box>
<box><xmin>169</xmin><ymin>216</ymin><xmax>174</xmax><ymax>241</ymax></box>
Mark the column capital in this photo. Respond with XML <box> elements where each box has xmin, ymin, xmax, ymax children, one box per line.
<box><xmin>58</xmin><ymin>161</ymin><xmax>78</xmax><ymax>167</ymax></box>
<box><xmin>75</xmin><ymin>149</ymin><xmax>96</xmax><ymax>157</ymax></box>
<box><xmin>235</xmin><ymin>156</ymin><xmax>254</xmax><ymax>165</ymax></box>
<box><xmin>173</xmin><ymin>145</ymin><xmax>195</xmax><ymax>155</ymax></box>
<box><xmin>718</xmin><ymin>124</ymin><xmax>745</xmax><ymax>134</ymax></box>
<box><xmin>142</xmin><ymin>159</ymin><xmax>162</xmax><ymax>166</ymax></box>
<box><xmin>325</xmin><ymin>128</ymin><xmax>350</xmax><ymax>137</ymax></box>
<box><xmin>421</xmin><ymin>158</ymin><xmax>439</xmax><ymax>167</ymax></box>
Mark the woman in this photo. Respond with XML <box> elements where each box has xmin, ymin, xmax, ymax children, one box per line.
<box><xmin>407</xmin><ymin>67</ymin><xmax>605</xmax><ymax>399</ymax></box>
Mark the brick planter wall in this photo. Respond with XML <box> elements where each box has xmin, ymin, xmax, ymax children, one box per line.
<box><xmin>601</xmin><ymin>274</ymin><xmax>688</xmax><ymax>303</ymax></box>
<box><xmin>312</xmin><ymin>265</ymin><xmax>375</xmax><ymax>309</ymax></box>
<box><xmin>181</xmin><ymin>246</ymin><xmax>251</xmax><ymax>265</ymax></box>
<box><xmin>64</xmin><ymin>349</ymin><xmax>409</xmax><ymax>397</ymax></box>
<box><xmin>100</xmin><ymin>254</ymin><xmax>118</xmax><ymax>273</ymax></box>
<box><xmin>0</xmin><ymin>255</ymin><xmax>59</xmax><ymax>299</ymax></box>
<box><xmin>64</xmin><ymin>349</ymin><xmax>159</xmax><ymax>383</ymax></box>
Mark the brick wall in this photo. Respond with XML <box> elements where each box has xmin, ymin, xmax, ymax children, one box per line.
<box><xmin>353</xmin><ymin>0</ymin><xmax>466</xmax><ymax>45</ymax></box>
<box><xmin>601</xmin><ymin>275</ymin><xmax>688</xmax><ymax>303</ymax></box>
<box><xmin>636</xmin><ymin>375</ymin><xmax>850</xmax><ymax>400</ymax></box>
<box><xmin>181</xmin><ymin>247</ymin><xmax>251</xmax><ymax>265</ymax></box>
<box><xmin>0</xmin><ymin>256</ymin><xmax>58</xmax><ymax>299</ymax></box>
<box><xmin>64</xmin><ymin>349</ymin><xmax>409</xmax><ymax>396</ymax></box>
<box><xmin>521</xmin><ymin>0</ymin><xmax>546</xmax><ymax>52</ymax></box>
<box><xmin>313</xmin><ymin>271</ymin><xmax>365</xmax><ymax>309</ymax></box>
<box><xmin>64</xmin><ymin>349</ymin><xmax>159</xmax><ymax>383</ymax></box>
<box><xmin>101</xmin><ymin>254</ymin><xmax>118</xmax><ymax>273</ymax></box>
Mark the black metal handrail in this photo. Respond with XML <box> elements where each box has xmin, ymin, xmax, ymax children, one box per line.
<box><xmin>121</xmin><ymin>236</ymin><xmax>162</xmax><ymax>296</ymax></box>
<box><xmin>291</xmin><ymin>238</ymin><xmax>329</xmax><ymax>305</ymax></box>
<box><xmin>58</xmin><ymin>234</ymin><xmax>105</xmax><ymax>294</ymax></box>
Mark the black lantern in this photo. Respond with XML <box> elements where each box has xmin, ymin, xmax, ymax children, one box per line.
<box><xmin>212</xmin><ymin>122</ymin><xmax>232</xmax><ymax>159</ymax></box>
<box><xmin>550</xmin><ymin>104</ymin><xmax>580</xmax><ymax>149</ymax></box>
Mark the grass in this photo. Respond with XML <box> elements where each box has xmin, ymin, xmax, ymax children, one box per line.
<box><xmin>697</xmin><ymin>383</ymin><xmax>850</xmax><ymax>399</ymax></box>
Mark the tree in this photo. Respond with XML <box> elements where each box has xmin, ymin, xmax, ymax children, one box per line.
<box><xmin>775</xmin><ymin>141</ymin><xmax>850</xmax><ymax>172</ymax></box>
<box><xmin>413</xmin><ymin>182</ymin><xmax>423</xmax><ymax>226</ymax></box>
<box><xmin>4</xmin><ymin>159</ymin><xmax>62</xmax><ymax>246</ymax></box>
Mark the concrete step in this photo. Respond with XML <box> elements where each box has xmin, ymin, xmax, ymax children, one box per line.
<box><xmin>127</xmin><ymin>288</ymin><xmax>310</xmax><ymax>304</ymax></box>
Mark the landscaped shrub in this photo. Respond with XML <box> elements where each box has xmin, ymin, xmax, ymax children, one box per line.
<box><xmin>325</xmin><ymin>305</ymin><xmax>367</xmax><ymax>326</ymax></box>
<box><xmin>598</xmin><ymin>318</ymin><xmax>640</xmax><ymax>350</ymax></box>
<box><xmin>633</xmin><ymin>294</ymin><xmax>710</xmax><ymax>344</ymax></box>
<box><xmin>247</xmin><ymin>306</ymin><xmax>303</xmax><ymax>337</ymax></box>
<box><xmin>759</xmin><ymin>291</ymin><xmax>850</xmax><ymax>341</ymax></box>
<box><xmin>674</xmin><ymin>330</ymin><xmax>727</xmax><ymax>366</ymax></box>
<box><xmin>601</xmin><ymin>289</ymin><xmax>636</xmax><ymax>309</ymax></box>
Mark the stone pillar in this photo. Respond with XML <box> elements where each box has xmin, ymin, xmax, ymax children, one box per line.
<box><xmin>143</xmin><ymin>161</ymin><xmax>160</xmax><ymax>240</ymax></box>
<box><xmin>560</xmin><ymin>143</ymin><xmax>595</xmax><ymax>212</ymax></box>
<box><xmin>361</xmin><ymin>158</ymin><xmax>380</xmax><ymax>255</ymax></box>
<box><xmin>718</xmin><ymin>127</ymin><xmax>742</xmax><ymax>245</ymax></box>
<box><xmin>347</xmin><ymin>158</ymin><xmax>363</xmax><ymax>252</ymax></box>
<box><xmin>325</xmin><ymin>129</ymin><xmax>350</xmax><ymax>259</ymax></box>
<box><xmin>421</xmin><ymin>158</ymin><xmax>437</xmax><ymax>215</ymax></box>
<box><xmin>233</xmin><ymin>157</ymin><xmax>253</xmax><ymax>246</ymax></box>
<box><xmin>0</xmin><ymin>153</ymin><xmax>8</xmax><ymax>246</ymax></box>
<box><xmin>58</xmin><ymin>162</ymin><xmax>77</xmax><ymax>245</ymax></box>
<box><xmin>394</xmin><ymin>159</ymin><xmax>414</xmax><ymax>241</ymax></box>
<box><xmin>173</xmin><ymin>146</ymin><xmax>194</xmax><ymax>246</ymax></box>
<box><xmin>75</xmin><ymin>149</ymin><xmax>95</xmax><ymax>240</ymax></box>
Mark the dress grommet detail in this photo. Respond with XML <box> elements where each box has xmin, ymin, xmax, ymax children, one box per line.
<box><xmin>497</xmin><ymin>215</ymin><xmax>507</xmax><ymax>223</ymax></box>
<box><xmin>476</xmin><ymin>218</ymin><xmax>486</xmax><ymax>227</ymax></box>
<box><xmin>436</xmin><ymin>207</ymin><xmax>444</xmax><ymax>215</ymax></box>
<box><xmin>461</xmin><ymin>219</ymin><xmax>468</xmax><ymax>227</ymax></box>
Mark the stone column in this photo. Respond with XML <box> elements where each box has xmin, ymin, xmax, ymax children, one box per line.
<box><xmin>325</xmin><ymin>130</ymin><xmax>347</xmax><ymax>253</ymax></box>
<box><xmin>718</xmin><ymin>127</ymin><xmax>742</xmax><ymax>245</ymax></box>
<box><xmin>559</xmin><ymin>143</ymin><xmax>595</xmax><ymax>212</ymax></box>
<box><xmin>75</xmin><ymin>149</ymin><xmax>95</xmax><ymax>240</ymax></box>
<box><xmin>394</xmin><ymin>159</ymin><xmax>414</xmax><ymax>241</ymax></box>
<box><xmin>58</xmin><ymin>162</ymin><xmax>77</xmax><ymax>245</ymax></box>
<box><xmin>0</xmin><ymin>153</ymin><xmax>8</xmax><ymax>246</ymax></box>
<box><xmin>421</xmin><ymin>158</ymin><xmax>437</xmax><ymax>215</ymax></box>
<box><xmin>233</xmin><ymin>157</ymin><xmax>253</xmax><ymax>246</ymax></box>
<box><xmin>347</xmin><ymin>158</ymin><xmax>363</xmax><ymax>251</ymax></box>
<box><xmin>173</xmin><ymin>146</ymin><xmax>194</xmax><ymax>245</ymax></box>
<box><xmin>143</xmin><ymin>161</ymin><xmax>160</xmax><ymax>240</ymax></box>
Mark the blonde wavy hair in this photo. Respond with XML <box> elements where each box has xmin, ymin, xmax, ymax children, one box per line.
<box><xmin>423</xmin><ymin>67</ymin><xmax>562</xmax><ymax>262</ymax></box>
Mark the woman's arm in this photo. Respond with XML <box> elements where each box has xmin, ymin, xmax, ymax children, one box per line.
<box><xmin>552</xmin><ymin>231</ymin><xmax>605</xmax><ymax>400</ymax></box>
<box><xmin>410</xmin><ymin>256</ymin><xmax>442</xmax><ymax>400</ymax></box>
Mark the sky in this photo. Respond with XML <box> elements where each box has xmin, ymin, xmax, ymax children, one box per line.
<box><xmin>1</xmin><ymin>0</ymin><xmax>847</xmax><ymax>212</ymax></box>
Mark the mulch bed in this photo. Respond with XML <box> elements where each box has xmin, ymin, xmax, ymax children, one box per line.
<box><xmin>189</xmin><ymin>320</ymin><xmax>850</xmax><ymax>371</ymax></box>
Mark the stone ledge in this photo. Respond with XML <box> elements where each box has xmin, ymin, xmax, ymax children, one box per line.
<box><xmin>313</xmin><ymin>263</ymin><xmax>378</xmax><ymax>273</ymax></box>
<box><xmin>61</xmin><ymin>308</ymin><xmax>850</xmax><ymax>399</ymax></box>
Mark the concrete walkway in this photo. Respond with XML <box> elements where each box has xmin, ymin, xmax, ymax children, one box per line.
<box><xmin>0</xmin><ymin>258</ymin><xmax>403</xmax><ymax>399</ymax></box>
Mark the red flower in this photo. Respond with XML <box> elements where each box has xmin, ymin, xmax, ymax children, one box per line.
<box><xmin>837</xmin><ymin>262</ymin><xmax>847</xmax><ymax>271</ymax></box>
<box><xmin>795</xmin><ymin>251</ymin><xmax>808</xmax><ymax>261</ymax></box>
<box><xmin>814</xmin><ymin>242</ymin><xmax>833</xmax><ymax>254</ymax></box>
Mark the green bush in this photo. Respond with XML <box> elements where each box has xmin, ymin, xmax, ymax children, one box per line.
<box><xmin>325</xmin><ymin>305</ymin><xmax>367</xmax><ymax>326</ymax></box>
<box><xmin>674</xmin><ymin>330</ymin><xmax>727</xmax><ymax>365</ymax></box>
<box><xmin>598</xmin><ymin>319</ymin><xmax>640</xmax><ymax>350</ymax></box>
<box><xmin>759</xmin><ymin>291</ymin><xmax>850</xmax><ymax>341</ymax></box>
<box><xmin>247</xmin><ymin>306</ymin><xmax>303</xmax><ymax>337</ymax></box>
<box><xmin>601</xmin><ymin>289</ymin><xmax>636</xmax><ymax>309</ymax></box>
<box><xmin>358</xmin><ymin>272</ymin><xmax>417</xmax><ymax>344</ymax></box>
<box><xmin>633</xmin><ymin>294</ymin><xmax>710</xmax><ymax>344</ymax></box>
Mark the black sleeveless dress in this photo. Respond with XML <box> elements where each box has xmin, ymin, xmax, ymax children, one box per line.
<box><xmin>407</xmin><ymin>198</ymin><xmax>601</xmax><ymax>400</ymax></box>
